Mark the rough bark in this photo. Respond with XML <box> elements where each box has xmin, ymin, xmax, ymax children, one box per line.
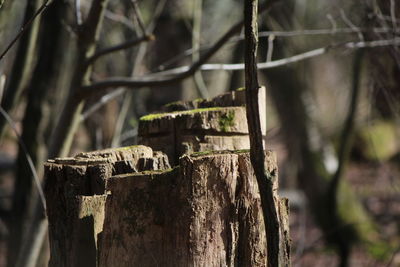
<box><xmin>45</xmin><ymin>146</ymin><xmax>169</xmax><ymax>267</ymax></box>
<box><xmin>45</xmin><ymin>147</ymin><xmax>288</xmax><ymax>267</ymax></box>
<box><xmin>45</xmin><ymin>86</ymin><xmax>289</xmax><ymax>266</ymax></box>
<box><xmin>99</xmin><ymin>151</ymin><xmax>278</xmax><ymax>267</ymax></box>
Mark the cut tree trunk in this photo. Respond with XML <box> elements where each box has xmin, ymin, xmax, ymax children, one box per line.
<box><xmin>45</xmin><ymin>146</ymin><xmax>170</xmax><ymax>267</ymax></box>
<box><xmin>45</xmin><ymin>147</ymin><xmax>288</xmax><ymax>267</ymax></box>
<box><xmin>44</xmin><ymin>90</ymin><xmax>289</xmax><ymax>266</ymax></box>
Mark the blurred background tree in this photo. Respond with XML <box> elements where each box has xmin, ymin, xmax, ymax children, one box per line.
<box><xmin>0</xmin><ymin>0</ymin><xmax>399</xmax><ymax>266</ymax></box>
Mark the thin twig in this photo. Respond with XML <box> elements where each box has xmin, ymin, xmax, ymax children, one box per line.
<box><xmin>255</xmin><ymin>27</ymin><xmax>399</xmax><ymax>37</ymax></box>
<box><xmin>0</xmin><ymin>106</ymin><xmax>46</xmax><ymax>211</ymax></box>
<box><xmin>326</xmin><ymin>14</ymin><xmax>337</xmax><ymax>33</ymax></box>
<box><xmin>81</xmin><ymin>88</ymin><xmax>124</xmax><ymax>120</ymax></box>
<box><xmin>130</xmin><ymin>0</ymin><xmax>146</xmax><ymax>36</ymax></box>
<box><xmin>340</xmin><ymin>9</ymin><xmax>364</xmax><ymax>41</ymax></box>
<box><xmin>0</xmin><ymin>0</ymin><xmax>51</xmax><ymax>61</ymax></box>
<box><xmin>266</xmin><ymin>34</ymin><xmax>275</xmax><ymax>62</ymax></box>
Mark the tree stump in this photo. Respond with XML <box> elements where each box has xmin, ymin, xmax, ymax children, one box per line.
<box><xmin>44</xmin><ymin>88</ymin><xmax>290</xmax><ymax>267</ymax></box>
<box><xmin>44</xmin><ymin>146</ymin><xmax>170</xmax><ymax>267</ymax></box>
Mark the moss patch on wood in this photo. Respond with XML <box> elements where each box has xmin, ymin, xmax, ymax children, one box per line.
<box><xmin>218</xmin><ymin>110</ymin><xmax>235</xmax><ymax>132</ymax></box>
<box><xmin>190</xmin><ymin>149</ymin><xmax>250</xmax><ymax>158</ymax></box>
<box><xmin>139</xmin><ymin>107</ymin><xmax>226</xmax><ymax>121</ymax></box>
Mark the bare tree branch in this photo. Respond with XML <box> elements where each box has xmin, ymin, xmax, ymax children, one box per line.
<box><xmin>79</xmin><ymin>0</ymin><xmax>279</xmax><ymax>98</ymax></box>
<box><xmin>256</xmin><ymin>27</ymin><xmax>399</xmax><ymax>37</ymax></box>
<box><xmin>93</xmin><ymin>38</ymin><xmax>399</xmax><ymax>80</ymax></box>
<box><xmin>154</xmin><ymin>27</ymin><xmax>399</xmax><ymax>71</ymax></box>
<box><xmin>86</xmin><ymin>34</ymin><xmax>154</xmax><ymax>65</ymax></box>
<box><xmin>0</xmin><ymin>0</ymin><xmax>51</xmax><ymax>61</ymax></box>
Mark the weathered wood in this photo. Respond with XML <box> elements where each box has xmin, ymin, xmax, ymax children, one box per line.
<box><xmin>97</xmin><ymin>150</ymin><xmax>282</xmax><ymax>267</ymax></box>
<box><xmin>161</xmin><ymin>88</ymin><xmax>267</xmax><ymax>135</ymax></box>
<box><xmin>45</xmin><ymin>89</ymin><xmax>289</xmax><ymax>266</ymax></box>
<box><xmin>44</xmin><ymin>145</ymin><xmax>170</xmax><ymax>267</ymax></box>
<box><xmin>45</xmin><ymin>145</ymin><xmax>289</xmax><ymax>267</ymax></box>
<box><xmin>138</xmin><ymin>88</ymin><xmax>266</xmax><ymax>166</ymax></box>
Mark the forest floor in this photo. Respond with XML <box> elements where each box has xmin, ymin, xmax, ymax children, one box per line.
<box><xmin>289</xmin><ymin>161</ymin><xmax>400</xmax><ymax>267</ymax></box>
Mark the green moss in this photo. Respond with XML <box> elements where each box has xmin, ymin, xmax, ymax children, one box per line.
<box><xmin>139</xmin><ymin>107</ymin><xmax>226</xmax><ymax>121</ymax></box>
<box><xmin>219</xmin><ymin>110</ymin><xmax>235</xmax><ymax>132</ymax></box>
<box><xmin>337</xmin><ymin>181</ymin><xmax>378</xmax><ymax>240</ymax></box>
<box><xmin>190</xmin><ymin>149</ymin><xmax>250</xmax><ymax>158</ymax></box>
<box><xmin>191</xmin><ymin>150</ymin><xmax>215</xmax><ymax>157</ymax></box>
<box><xmin>181</xmin><ymin>107</ymin><xmax>223</xmax><ymax>114</ymax></box>
<box><xmin>366</xmin><ymin>241</ymin><xmax>393</xmax><ymax>260</ymax></box>
<box><xmin>139</xmin><ymin>113</ymin><xmax>168</xmax><ymax>121</ymax></box>
<box><xmin>164</xmin><ymin>100</ymin><xmax>184</xmax><ymax>108</ymax></box>
<box><xmin>193</xmin><ymin>98</ymin><xmax>205</xmax><ymax>103</ymax></box>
